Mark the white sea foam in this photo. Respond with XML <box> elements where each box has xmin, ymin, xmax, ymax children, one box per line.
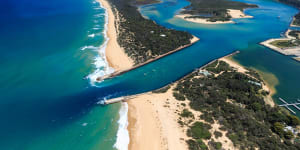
<box><xmin>80</xmin><ymin>45</ymin><xmax>98</xmax><ymax>51</ymax></box>
<box><xmin>93</xmin><ymin>27</ymin><xmax>101</xmax><ymax>30</ymax></box>
<box><xmin>88</xmin><ymin>33</ymin><xmax>96</xmax><ymax>38</ymax></box>
<box><xmin>87</xmin><ymin>0</ymin><xmax>114</xmax><ymax>86</ymax></box>
<box><xmin>88</xmin><ymin>2</ymin><xmax>130</xmax><ymax>150</ymax></box>
<box><xmin>114</xmin><ymin>102</ymin><xmax>130</xmax><ymax>150</ymax></box>
<box><xmin>94</xmin><ymin>14</ymin><xmax>104</xmax><ymax>17</ymax></box>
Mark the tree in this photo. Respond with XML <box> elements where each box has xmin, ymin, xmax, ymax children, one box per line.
<box><xmin>273</xmin><ymin>122</ymin><xmax>284</xmax><ymax>137</ymax></box>
<box><xmin>288</xmin><ymin>115</ymin><xmax>300</xmax><ymax>126</ymax></box>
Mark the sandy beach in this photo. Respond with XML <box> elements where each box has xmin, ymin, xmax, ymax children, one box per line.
<box><xmin>127</xmin><ymin>87</ymin><xmax>238</xmax><ymax>150</ymax></box>
<box><xmin>126</xmin><ymin>54</ymin><xmax>276</xmax><ymax>150</ymax></box>
<box><xmin>127</xmin><ymin>87</ymin><xmax>189</xmax><ymax>150</ymax></box>
<box><xmin>97</xmin><ymin>0</ymin><xmax>134</xmax><ymax>71</ymax></box>
<box><xmin>176</xmin><ymin>9</ymin><xmax>253</xmax><ymax>24</ymax></box>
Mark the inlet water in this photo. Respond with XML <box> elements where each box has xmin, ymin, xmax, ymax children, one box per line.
<box><xmin>0</xmin><ymin>0</ymin><xmax>299</xmax><ymax>149</ymax></box>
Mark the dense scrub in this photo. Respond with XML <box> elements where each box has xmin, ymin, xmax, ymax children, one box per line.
<box><xmin>174</xmin><ymin>60</ymin><xmax>300</xmax><ymax>149</ymax></box>
<box><xmin>108</xmin><ymin>0</ymin><xmax>193</xmax><ymax>64</ymax></box>
<box><xmin>181</xmin><ymin>0</ymin><xmax>257</xmax><ymax>22</ymax></box>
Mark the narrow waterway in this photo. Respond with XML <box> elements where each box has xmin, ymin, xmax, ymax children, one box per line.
<box><xmin>0</xmin><ymin>0</ymin><xmax>299</xmax><ymax>149</ymax></box>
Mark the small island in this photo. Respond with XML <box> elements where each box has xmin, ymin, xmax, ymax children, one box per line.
<box><xmin>175</xmin><ymin>0</ymin><xmax>257</xmax><ymax>24</ymax></box>
<box><xmin>261</xmin><ymin>29</ymin><xmax>300</xmax><ymax>61</ymax></box>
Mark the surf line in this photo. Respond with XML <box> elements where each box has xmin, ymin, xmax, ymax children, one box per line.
<box><xmin>96</xmin><ymin>36</ymin><xmax>200</xmax><ymax>81</ymax></box>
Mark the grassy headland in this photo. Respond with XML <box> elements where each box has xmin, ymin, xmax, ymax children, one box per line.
<box><xmin>107</xmin><ymin>0</ymin><xmax>194</xmax><ymax>64</ymax></box>
<box><xmin>180</xmin><ymin>0</ymin><xmax>257</xmax><ymax>22</ymax></box>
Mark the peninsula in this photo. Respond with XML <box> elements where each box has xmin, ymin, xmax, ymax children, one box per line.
<box><xmin>127</xmin><ymin>54</ymin><xmax>300</xmax><ymax>150</ymax></box>
<box><xmin>261</xmin><ymin>29</ymin><xmax>300</xmax><ymax>62</ymax></box>
<box><xmin>97</xmin><ymin>0</ymin><xmax>198</xmax><ymax>81</ymax></box>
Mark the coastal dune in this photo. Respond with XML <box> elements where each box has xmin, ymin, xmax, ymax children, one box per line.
<box><xmin>126</xmin><ymin>55</ymin><xmax>276</xmax><ymax>150</ymax></box>
<box><xmin>128</xmin><ymin>88</ymin><xmax>189</xmax><ymax>150</ymax></box>
<box><xmin>97</xmin><ymin>0</ymin><xmax>134</xmax><ymax>71</ymax></box>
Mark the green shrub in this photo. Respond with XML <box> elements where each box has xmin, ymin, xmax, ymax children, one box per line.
<box><xmin>181</xmin><ymin>109</ymin><xmax>194</xmax><ymax>118</ymax></box>
<box><xmin>188</xmin><ymin>122</ymin><xmax>212</xmax><ymax>139</ymax></box>
<box><xmin>173</xmin><ymin>92</ymin><xmax>186</xmax><ymax>101</ymax></box>
<box><xmin>209</xmin><ymin>141</ymin><xmax>222</xmax><ymax>150</ymax></box>
<box><xmin>214</xmin><ymin>131</ymin><xmax>223</xmax><ymax>139</ymax></box>
<box><xmin>287</xmin><ymin>115</ymin><xmax>300</xmax><ymax>126</ymax></box>
<box><xmin>186</xmin><ymin>139</ymin><xmax>208</xmax><ymax>150</ymax></box>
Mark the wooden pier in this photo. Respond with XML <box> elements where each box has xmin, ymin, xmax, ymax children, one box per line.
<box><xmin>278</xmin><ymin>97</ymin><xmax>300</xmax><ymax>114</ymax></box>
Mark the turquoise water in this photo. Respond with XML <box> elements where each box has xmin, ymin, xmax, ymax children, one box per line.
<box><xmin>100</xmin><ymin>0</ymin><xmax>300</xmax><ymax>111</ymax></box>
<box><xmin>0</xmin><ymin>0</ymin><xmax>119</xmax><ymax>149</ymax></box>
<box><xmin>0</xmin><ymin>0</ymin><xmax>299</xmax><ymax>149</ymax></box>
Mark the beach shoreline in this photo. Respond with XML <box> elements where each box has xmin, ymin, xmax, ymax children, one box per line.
<box><xmin>97</xmin><ymin>0</ymin><xmax>134</xmax><ymax>72</ymax></box>
<box><xmin>127</xmin><ymin>87</ymin><xmax>189</xmax><ymax>150</ymax></box>
<box><xmin>96</xmin><ymin>36</ymin><xmax>199</xmax><ymax>81</ymax></box>
<box><xmin>176</xmin><ymin>9</ymin><xmax>253</xmax><ymax>24</ymax></box>
<box><xmin>126</xmin><ymin>52</ymin><xmax>275</xmax><ymax>150</ymax></box>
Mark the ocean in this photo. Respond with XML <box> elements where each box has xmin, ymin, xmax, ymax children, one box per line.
<box><xmin>0</xmin><ymin>0</ymin><xmax>123</xmax><ymax>149</ymax></box>
<box><xmin>0</xmin><ymin>0</ymin><xmax>299</xmax><ymax>149</ymax></box>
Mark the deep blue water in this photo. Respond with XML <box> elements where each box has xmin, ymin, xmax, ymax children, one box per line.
<box><xmin>0</xmin><ymin>0</ymin><xmax>119</xmax><ymax>149</ymax></box>
<box><xmin>0</xmin><ymin>0</ymin><xmax>299</xmax><ymax>149</ymax></box>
